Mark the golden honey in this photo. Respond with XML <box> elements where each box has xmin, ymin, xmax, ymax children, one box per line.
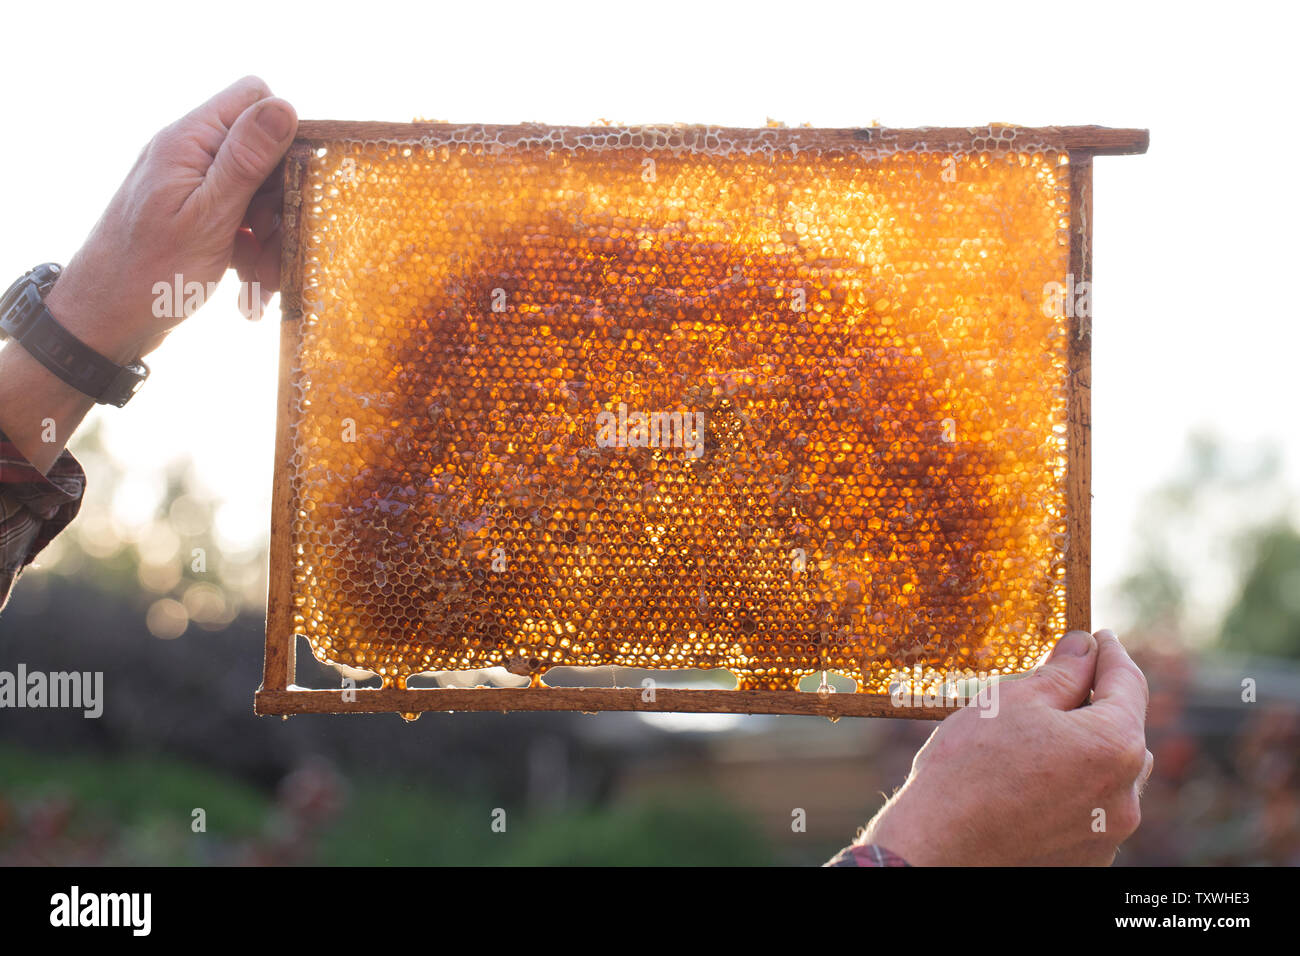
<box><xmin>284</xmin><ymin>127</ymin><xmax>1071</xmax><ymax>693</ymax></box>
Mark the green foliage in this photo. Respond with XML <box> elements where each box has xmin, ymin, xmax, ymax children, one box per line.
<box><xmin>1219</xmin><ymin>525</ymin><xmax>1300</xmax><ymax>660</ymax></box>
<box><xmin>0</xmin><ymin>746</ymin><xmax>775</xmax><ymax>866</ymax></box>
<box><xmin>1117</xmin><ymin>431</ymin><xmax>1293</xmax><ymax>644</ymax></box>
<box><xmin>311</xmin><ymin>783</ymin><xmax>494</xmax><ymax>866</ymax></box>
<box><xmin>0</xmin><ymin>744</ymin><xmax>267</xmax><ymax>837</ymax></box>
<box><xmin>500</xmin><ymin>797</ymin><xmax>774</xmax><ymax>866</ymax></box>
<box><xmin>313</xmin><ymin>785</ymin><xmax>773</xmax><ymax>866</ymax></box>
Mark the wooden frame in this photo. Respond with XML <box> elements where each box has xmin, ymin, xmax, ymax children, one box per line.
<box><xmin>256</xmin><ymin>123</ymin><xmax>1147</xmax><ymax>720</ymax></box>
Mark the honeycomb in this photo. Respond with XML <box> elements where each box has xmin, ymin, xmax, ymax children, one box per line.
<box><xmin>283</xmin><ymin>126</ymin><xmax>1072</xmax><ymax>694</ymax></box>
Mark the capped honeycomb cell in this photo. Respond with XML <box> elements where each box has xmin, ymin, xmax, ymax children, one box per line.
<box><xmin>258</xmin><ymin>123</ymin><xmax>1148</xmax><ymax>717</ymax></box>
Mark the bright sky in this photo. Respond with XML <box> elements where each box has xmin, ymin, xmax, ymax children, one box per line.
<box><xmin>1</xmin><ymin>0</ymin><xmax>1295</xmax><ymax>632</ymax></box>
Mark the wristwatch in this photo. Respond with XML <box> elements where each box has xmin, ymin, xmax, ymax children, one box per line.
<box><xmin>0</xmin><ymin>263</ymin><xmax>149</xmax><ymax>407</ymax></box>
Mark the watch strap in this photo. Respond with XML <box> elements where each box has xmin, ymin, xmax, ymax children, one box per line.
<box><xmin>0</xmin><ymin>265</ymin><xmax>149</xmax><ymax>407</ymax></box>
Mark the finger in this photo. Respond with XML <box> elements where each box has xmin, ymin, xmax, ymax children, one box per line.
<box><xmin>1090</xmin><ymin>629</ymin><xmax>1150</xmax><ymax>726</ymax></box>
<box><xmin>1137</xmin><ymin>749</ymin><xmax>1155</xmax><ymax>795</ymax></box>
<box><xmin>1016</xmin><ymin>629</ymin><xmax>1098</xmax><ymax>711</ymax></box>
<box><xmin>197</xmin><ymin>95</ymin><xmax>298</xmax><ymax>237</ymax></box>
<box><xmin>183</xmin><ymin>75</ymin><xmax>273</xmax><ymax>136</ymax></box>
<box><xmin>252</xmin><ymin>157</ymin><xmax>287</xmax><ymax>200</ymax></box>
<box><xmin>232</xmin><ymin>229</ymin><xmax>261</xmax><ymax>284</ymax></box>
<box><xmin>165</xmin><ymin>76</ymin><xmax>275</xmax><ymax>172</ymax></box>
<box><xmin>253</xmin><ymin>225</ymin><xmax>283</xmax><ymax>294</ymax></box>
<box><xmin>244</xmin><ymin>192</ymin><xmax>281</xmax><ymax>244</ymax></box>
<box><xmin>233</xmin><ymin>279</ymin><xmax>270</xmax><ymax>321</ymax></box>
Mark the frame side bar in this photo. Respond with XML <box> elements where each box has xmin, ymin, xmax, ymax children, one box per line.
<box><xmin>1065</xmin><ymin>151</ymin><xmax>1094</xmax><ymax>635</ymax></box>
<box><xmin>260</xmin><ymin>146</ymin><xmax>312</xmax><ymax>696</ymax></box>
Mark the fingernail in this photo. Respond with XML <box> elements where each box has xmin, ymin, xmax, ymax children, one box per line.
<box><xmin>1055</xmin><ymin>630</ymin><xmax>1095</xmax><ymax>657</ymax></box>
<box><xmin>257</xmin><ymin>102</ymin><xmax>293</xmax><ymax>140</ymax></box>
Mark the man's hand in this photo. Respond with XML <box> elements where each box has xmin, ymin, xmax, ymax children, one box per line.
<box><xmin>44</xmin><ymin>75</ymin><xmax>298</xmax><ymax>364</ymax></box>
<box><xmin>862</xmin><ymin>628</ymin><xmax>1153</xmax><ymax>865</ymax></box>
<box><xmin>0</xmin><ymin>76</ymin><xmax>297</xmax><ymax>471</ymax></box>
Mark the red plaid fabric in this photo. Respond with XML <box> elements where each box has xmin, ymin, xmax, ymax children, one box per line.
<box><xmin>0</xmin><ymin>429</ymin><xmax>85</xmax><ymax>609</ymax></box>
<box><xmin>823</xmin><ymin>843</ymin><xmax>911</xmax><ymax>867</ymax></box>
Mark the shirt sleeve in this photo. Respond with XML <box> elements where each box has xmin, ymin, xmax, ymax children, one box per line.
<box><xmin>0</xmin><ymin>430</ymin><xmax>85</xmax><ymax>610</ymax></box>
<box><xmin>823</xmin><ymin>843</ymin><xmax>911</xmax><ymax>867</ymax></box>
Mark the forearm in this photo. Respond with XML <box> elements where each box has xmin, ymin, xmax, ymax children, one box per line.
<box><xmin>0</xmin><ymin>277</ymin><xmax>146</xmax><ymax>474</ymax></box>
<box><xmin>0</xmin><ymin>344</ymin><xmax>97</xmax><ymax>474</ymax></box>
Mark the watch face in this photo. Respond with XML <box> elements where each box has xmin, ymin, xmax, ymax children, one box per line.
<box><xmin>0</xmin><ymin>284</ymin><xmax>42</xmax><ymax>339</ymax></box>
<box><xmin>34</xmin><ymin>264</ymin><xmax>62</xmax><ymax>293</ymax></box>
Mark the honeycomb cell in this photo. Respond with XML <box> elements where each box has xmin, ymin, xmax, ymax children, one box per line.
<box><xmin>282</xmin><ymin>127</ymin><xmax>1073</xmax><ymax>694</ymax></box>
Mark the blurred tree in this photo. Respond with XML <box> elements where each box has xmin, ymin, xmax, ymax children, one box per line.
<box><xmin>1116</xmin><ymin>431</ymin><xmax>1294</xmax><ymax>646</ymax></box>
<box><xmin>1220</xmin><ymin>525</ymin><xmax>1300</xmax><ymax>660</ymax></box>
<box><xmin>31</xmin><ymin>420</ymin><xmax>267</xmax><ymax>629</ymax></box>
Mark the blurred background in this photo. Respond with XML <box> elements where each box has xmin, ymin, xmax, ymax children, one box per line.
<box><xmin>1</xmin><ymin>1</ymin><xmax>1297</xmax><ymax>865</ymax></box>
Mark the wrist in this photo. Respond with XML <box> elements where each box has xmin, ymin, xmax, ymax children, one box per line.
<box><xmin>43</xmin><ymin>272</ymin><xmax>154</xmax><ymax>366</ymax></box>
<box><xmin>862</xmin><ymin>787</ymin><xmax>943</xmax><ymax>867</ymax></box>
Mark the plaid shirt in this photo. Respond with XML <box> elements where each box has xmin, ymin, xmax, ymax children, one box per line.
<box><xmin>0</xmin><ymin>428</ymin><xmax>85</xmax><ymax>610</ymax></box>
<box><xmin>823</xmin><ymin>842</ymin><xmax>911</xmax><ymax>867</ymax></box>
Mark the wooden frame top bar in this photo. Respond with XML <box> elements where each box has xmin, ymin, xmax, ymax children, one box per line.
<box><xmin>294</xmin><ymin>121</ymin><xmax>1149</xmax><ymax>156</ymax></box>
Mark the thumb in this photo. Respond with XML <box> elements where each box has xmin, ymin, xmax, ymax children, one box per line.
<box><xmin>201</xmin><ymin>97</ymin><xmax>297</xmax><ymax>234</ymax></box>
<box><xmin>1025</xmin><ymin>629</ymin><xmax>1098</xmax><ymax>710</ymax></box>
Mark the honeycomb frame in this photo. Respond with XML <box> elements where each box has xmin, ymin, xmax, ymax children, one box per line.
<box><xmin>255</xmin><ymin>122</ymin><xmax>1148</xmax><ymax>720</ymax></box>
